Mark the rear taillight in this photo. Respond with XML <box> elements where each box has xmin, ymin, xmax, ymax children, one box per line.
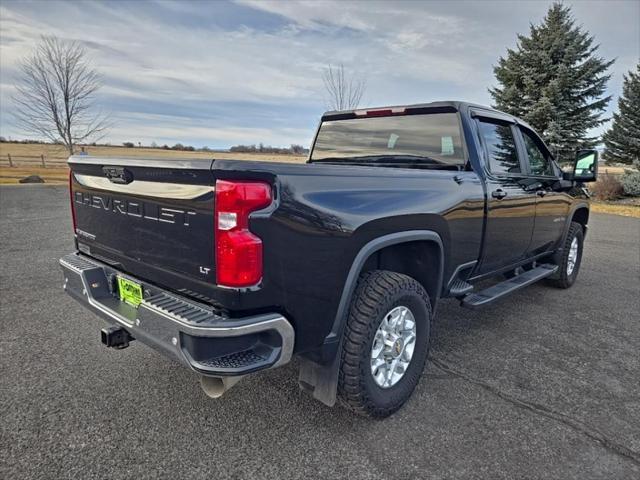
<box><xmin>214</xmin><ymin>180</ymin><xmax>272</xmax><ymax>288</ymax></box>
<box><xmin>69</xmin><ymin>169</ymin><xmax>77</xmax><ymax>234</ymax></box>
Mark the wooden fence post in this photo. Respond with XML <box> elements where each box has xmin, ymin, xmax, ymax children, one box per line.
<box><xmin>7</xmin><ymin>153</ymin><xmax>12</xmax><ymax>167</ymax></box>
<box><xmin>41</xmin><ymin>154</ymin><xmax>46</xmax><ymax>167</ymax></box>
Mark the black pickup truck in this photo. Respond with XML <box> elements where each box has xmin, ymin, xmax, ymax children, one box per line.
<box><xmin>60</xmin><ymin>101</ymin><xmax>598</xmax><ymax>418</ymax></box>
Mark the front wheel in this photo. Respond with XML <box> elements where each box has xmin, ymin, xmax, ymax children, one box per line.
<box><xmin>337</xmin><ymin>270</ymin><xmax>432</xmax><ymax>418</ymax></box>
<box><xmin>546</xmin><ymin>222</ymin><xmax>584</xmax><ymax>289</ymax></box>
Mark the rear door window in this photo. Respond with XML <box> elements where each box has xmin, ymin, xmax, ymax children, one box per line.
<box><xmin>477</xmin><ymin>120</ymin><xmax>521</xmax><ymax>175</ymax></box>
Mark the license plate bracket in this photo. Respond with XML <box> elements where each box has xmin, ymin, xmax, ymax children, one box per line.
<box><xmin>117</xmin><ymin>276</ymin><xmax>143</xmax><ymax>308</ymax></box>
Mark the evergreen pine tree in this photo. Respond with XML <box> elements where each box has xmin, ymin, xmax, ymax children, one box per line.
<box><xmin>603</xmin><ymin>64</ymin><xmax>640</xmax><ymax>165</ymax></box>
<box><xmin>490</xmin><ymin>3</ymin><xmax>614</xmax><ymax>161</ymax></box>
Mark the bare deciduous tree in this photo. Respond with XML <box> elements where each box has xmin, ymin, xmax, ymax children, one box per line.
<box><xmin>322</xmin><ymin>63</ymin><xmax>366</xmax><ymax>111</ymax></box>
<box><xmin>12</xmin><ymin>36</ymin><xmax>108</xmax><ymax>155</ymax></box>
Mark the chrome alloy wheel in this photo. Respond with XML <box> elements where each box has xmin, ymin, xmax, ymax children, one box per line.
<box><xmin>567</xmin><ymin>237</ymin><xmax>579</xmax><ymax>275</ymax></box>
<box><xmin>370</xmin><ymin>306</ymin><xmax>417</xmax><ymax>388</ymax></box>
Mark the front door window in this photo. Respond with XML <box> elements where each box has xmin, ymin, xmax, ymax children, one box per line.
<box><xmin>477</xmin><ymin>121</ymin><xmax>521</xmax><ymax>175</ymax></box>
<box><xmin>520</xmin><ymin>128</ymin><xmax>554</xmax><ymax>176</ymax></box>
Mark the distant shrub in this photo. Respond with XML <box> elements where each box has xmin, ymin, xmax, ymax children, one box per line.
<box><xmin>122</xmin><ymin>142</ymin><xmax>135</xmax><ymax>148</ymax></box>
<box><xmin>591</xmin><ymin>174</ymin><xmax>624</xmax><ymax>201</ymax></box>
<box><xmin>229</xmin><ymin>143</ymin><xmax>307</xmax><ymax>154</ymax></box>
<box><xmin>620</xmin><ymin>170</ymin><xmax>640</xmax><ymax>196</ymax></box>
<box><xmin>290</xmin><ymin>144</ymin><xmax>306</xmax><ymax>154</ymax></box>
<box><xmin>230</xmin><ymin>144</ymin><xmax>257</xmax><ymax>153</ymax></box>
<box><xmin>168</xmin><ymin>143</ymin><xmax>196</xmax><ymax>151</ymax></box>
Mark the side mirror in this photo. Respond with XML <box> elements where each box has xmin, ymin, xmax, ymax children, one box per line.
<box><xmin>569</xmin><ymin>149</ymin><xmax>598</xmax><ymax>183</ymax></box>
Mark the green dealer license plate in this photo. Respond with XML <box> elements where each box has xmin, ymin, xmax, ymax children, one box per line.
<box><xmin>117</xmin><ymin>276</ymin><xmax>143</xmax><ymax>307</ymax></box>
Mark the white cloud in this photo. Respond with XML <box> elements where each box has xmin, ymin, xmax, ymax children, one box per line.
<box><xmin>0</xmin><ymin>1</ymin><xmax>482</xmax><ymax>106</ymax></box>
<box><xmin>237</xmin><ymin>0</ymin><xmax>463</xmax><ymax>35</ymax></box>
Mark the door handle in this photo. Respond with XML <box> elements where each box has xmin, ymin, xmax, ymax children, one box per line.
<box><xmin>536</xmin><ymin>189</ymin><xmax>547</xmax><ymax>197</ymax></box>
<box><xmin>491</xmin><ymin>189</ymin><xmax>507</xmax><ymax>200</ymax></box>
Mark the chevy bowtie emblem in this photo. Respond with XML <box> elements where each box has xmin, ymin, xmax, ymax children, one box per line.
<box><xmin>102</xmin><ymin>166</ymin><xmax>133</xmax><ymax>184</ymax></box>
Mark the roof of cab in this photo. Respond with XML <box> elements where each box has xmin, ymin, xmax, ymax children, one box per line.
<box><xmin>321</xmin><ymin>100</ymin><xmax>537</xmax><ymax>133</ymax></box>
<box><xmin>322</xmin><ymin>100</ymin><xmax>507</xmax><ymax>118</ymax></box>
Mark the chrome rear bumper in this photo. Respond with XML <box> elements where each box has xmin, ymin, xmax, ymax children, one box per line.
<box><xmin>59</xmin><ymin>253</ymin><xmax>294</xmax><ymax>377</ymax></box>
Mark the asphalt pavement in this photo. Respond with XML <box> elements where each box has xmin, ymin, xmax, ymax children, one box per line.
<box><xmin>1</xmin><ymin>185</ymin><xmax>639</xmax><ymax>479</ymax></box>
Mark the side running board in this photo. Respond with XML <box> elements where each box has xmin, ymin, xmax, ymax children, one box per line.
<box><xmin>461</xmin><ymin>264</ymin><xmax>558</xmax><ymax>309</ymax></box>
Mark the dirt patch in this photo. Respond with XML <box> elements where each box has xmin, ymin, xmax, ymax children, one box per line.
<box><xmin>0</xmin><ymin>166</ymin><xmax>69</xmax><ymax>184</ymax></box>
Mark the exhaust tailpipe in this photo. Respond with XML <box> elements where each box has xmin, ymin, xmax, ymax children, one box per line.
<box><xmin>200</xmin><ymin>375</ymin><xmax>243</xmax><ymax>398</ymax></box>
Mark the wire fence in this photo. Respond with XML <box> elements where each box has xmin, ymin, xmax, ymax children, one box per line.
<box><xmin>0</xmin><ymin>154</ymin><xmax>68</xmax><ymax>168</ymax></box>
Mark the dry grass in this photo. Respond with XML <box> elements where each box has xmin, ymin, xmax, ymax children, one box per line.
<box><xmin>0</xmin><ymin>142</ymin><xmax>306</xmax><ymax>164</ymax></box>
<box><xmin>590</xmin><ymin>174</ymin><xmax>624</xmax><ymax>201</ymax></box>
<box><xmin>0</xmin><ymin>142</ymin><xmax>70</xmax><ymax>160</ymax></box>
<box><xmin>0</xmin><ymin>166</ymin><xmax>68</xmax><ymax>184</ymax></box>
<box><xmin>0</xmin><ymin>142</ymin><xmax>306</xmax><ymax>184</ymax></box>
<box><xmin>599</xmin><ymin>166</ymin><xmax>630</xmax><ymax>175</ymax></box>
<box><xmin>591</xmin><ymin>201</ymin><xmax>640</xmax><ymax>218</ymax></box>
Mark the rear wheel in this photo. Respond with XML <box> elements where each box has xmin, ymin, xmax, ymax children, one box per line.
<box><xmin>546</xmin><ymin>222</ymin><xmax>584</xmax><ymax>289</ymax></box>
<box><xmin>337</xmin><ymin>270</ymin><xmax>432</xmax><ymax>418</ymax></box>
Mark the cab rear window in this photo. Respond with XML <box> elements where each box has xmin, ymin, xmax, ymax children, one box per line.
<box><xmin>310</xmin><ymin>113</ymin><xmax>465</xmax><ymax>166</ymax></box>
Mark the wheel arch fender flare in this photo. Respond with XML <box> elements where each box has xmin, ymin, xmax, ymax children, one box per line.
<box><xmin>330</xmin><ymin>230</ymin><xmax>444</xmax><ymax>340</ymax></box>
<box><xmin>562</xmin><ymin>203</ymin><xmax>590</xmax><ymax>246</ymax></box>
<box><xmin>298</xmin><ymin>230</ymin><xmax>444</xmax><ymax>407</ymax></box>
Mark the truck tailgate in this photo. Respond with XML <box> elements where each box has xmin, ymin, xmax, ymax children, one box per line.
<box><xmin>69</xmin><ymin>156</ymin><xmax>216</xmax><ymax>290</ymax></box>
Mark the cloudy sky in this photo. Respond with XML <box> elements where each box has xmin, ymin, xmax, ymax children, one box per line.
<box><xmin>0</xmin><ymin>0</ymin><xmax>638</xmax><ymax>149</ymax></box>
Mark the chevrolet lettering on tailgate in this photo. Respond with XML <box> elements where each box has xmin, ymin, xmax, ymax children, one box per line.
<box><xmin>74</xmin><ymin>191</ymin><xmax>196</xmax><ymax>226</ymax></box>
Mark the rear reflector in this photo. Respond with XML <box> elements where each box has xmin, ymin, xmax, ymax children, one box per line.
<box><xmin>69</xmin><ymin>169</ymin><xmax>77</xmax><ymax>234</ymax></box>
<box><xmin>215</xmin><ymin>180</ymin><xmax>272</xmax><ymax>287</ymax></box>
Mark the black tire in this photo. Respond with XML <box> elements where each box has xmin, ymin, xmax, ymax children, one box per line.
<box><xmin>337</xmin><ymin>270</ymin><xmax>432</xmax><ymax>418</ymax></box>
<box><xmin>546</xmin><ymin>222</ymin><xmax>584</xmax><ymax>289</ymax></box>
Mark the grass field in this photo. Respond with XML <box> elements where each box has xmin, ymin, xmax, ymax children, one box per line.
<box><xmin>1</xmin><ymin>142</ymin><xmax>638</xmax><ymax>217</ymax></box>
<box><xmin>0</xmin><ymin>142</ymin><xmax>307</xmax><ymax>184</ymax></box>
<box><xmin>0</xmin><ymin>142</ymin><xmax>308</xmax><ymax>163</ymax></box>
